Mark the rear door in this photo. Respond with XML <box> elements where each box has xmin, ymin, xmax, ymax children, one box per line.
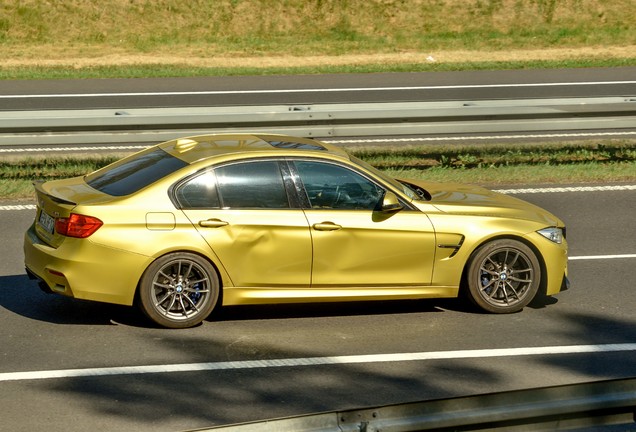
<box><xmin>177</xmin><ymin>159</ymin><xmax>312</xmax><ymax>288</ymax></box>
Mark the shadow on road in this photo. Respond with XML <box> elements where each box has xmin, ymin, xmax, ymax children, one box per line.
<box><xmin>0</xmin><ymin>274</ymin><xmax>144</xmax><ymax>327</ymax></box>
<box><xmin>0</xmin><ymin>273</ymin><xmax>489</xmax><ymax>327</ymax></box>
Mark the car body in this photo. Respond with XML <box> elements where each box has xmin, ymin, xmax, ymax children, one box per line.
<box><xmin>24</xmin><ymin>134</ymin><xmax>568</xmax><ymax>328</ymax></box>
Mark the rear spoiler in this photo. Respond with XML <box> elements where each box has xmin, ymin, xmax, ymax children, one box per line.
<box><xmin>34</xmin><ymin>181</ymin><xmax>77</xmax><ymax>206</ymax></box>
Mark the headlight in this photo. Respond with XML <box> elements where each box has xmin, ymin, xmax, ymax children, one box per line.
<box><xmin>537</xmin><ymin>227</ymin><xmax>564</xmax><ymax>244</ymax></box>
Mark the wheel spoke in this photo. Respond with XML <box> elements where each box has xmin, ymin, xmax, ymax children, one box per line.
<box><xmin>487</xmin><ymin>281</ymin><xmax>502</xmax><ymax>298</ymax></box>
<box><xmin>502</xmin><ymin>284</ymin><xmax>510</xmax><ymax>303</ymax></box>
<box><xmin>480</xmin><ymin>267</ymin><xmax>498</xmax><ymax>276</ymax></box>
<box><xmin>185</xmin><ymin>262</ymin><xmax>194</xmax><ymax>279</ymax></box>
<box><xmin>508</xmin><ymin>251</ymin><xmax>520</xmax><ymax>268</ymax></box>
<box><xmin>480</xmin><ymin>278</ymin><xmax>497</xmax><ymax>290</ymax></box>
<box><xmin>178</xmin><ymin>296</ymin><xmax>190</xmax><ymax>317</ymax></box>
<box><xmin>509</xmin><ymin>276</ymin><xmax>532</xmax><ymax>283</ymax></box>
<box><xmin>158</xmin><ymin>270</ymin><xmax>172</xmax><ymax>280</ymax></box>
<box><xmin>155</xmin><ymin>291</ymin><xmax>172</xmax><ymax>306</ymax></box>
<box><xmin>153</xmin><ymin>281</ymin><xmax>172</xmax><ymax>290</ymax></box>
<box><xmin>486</xmin><ymin>256</ymin><xmax>500</xmax><ymax>269</ymax></box>
<box><xmin>511</xmin><ymin>267</ymin><xmax>532</xmax><ymax>274</ymax></box>
<box><xmin>183</xmin><ymin>294</ymin><xmax>200</xmax><ymax>311</ymax></box>
<box><xmin>505</xmin><ymin>281</ymin><xmax>521</xmax><ymax>299</ymax></box>
<box><xmin>188</xmin><ymin>277</ymin><xmax>209</xmax><ymax>285</ymax></box>
<box><xmin>163</xmin><ymin>295</ymin><xmax>177</xmax><ymax>315</ymax></box>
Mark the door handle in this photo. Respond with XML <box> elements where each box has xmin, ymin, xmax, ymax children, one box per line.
<box><xmin>198</xmin><ymin>218</ymin><xmax>229</xmax><ymax>228</ymax></box>
<box><xmin>312</xmin><ymin>222</ymin><xmax>342</xmax><ymax>231</ymax></box>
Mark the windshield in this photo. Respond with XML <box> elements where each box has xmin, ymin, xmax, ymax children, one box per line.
<box><xmin>349</xmin><ymin>155</ymin><xmax>418</xmax><ymax>200</ymax></box>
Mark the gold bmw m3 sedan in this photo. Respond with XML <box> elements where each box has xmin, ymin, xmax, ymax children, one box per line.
<box><xmin>24</xmin><ymin>134</ymin><xmax>568</xmax><ymax>328</ymax></box>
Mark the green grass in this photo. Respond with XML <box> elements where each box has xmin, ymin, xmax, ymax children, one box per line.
<box><xmin>1</xmin><ymin>58</ymin><xmax>635</xmax><ymax>81</ymax></box>
<box><xmin>1</xmin><ymin>0</ymin><xmax>635</xmax><ymax>79</ymax></box>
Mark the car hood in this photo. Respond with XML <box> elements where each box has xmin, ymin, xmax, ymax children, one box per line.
<box><xmin>406</xmin><ymin>179</ymin><xmax>563</xmax><ymax>227</ymax></box>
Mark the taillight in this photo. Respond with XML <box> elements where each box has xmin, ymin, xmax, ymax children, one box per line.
<box><xmin>55</xmin><ymin>213</ymin><xmax>103</xmax><ymax>238</ymax></box>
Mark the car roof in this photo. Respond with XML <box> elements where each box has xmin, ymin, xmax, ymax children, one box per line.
<box><xmin>158</xmin><ymin>133</ymin><xmax>350</xmax><ymax>164</ymax></box>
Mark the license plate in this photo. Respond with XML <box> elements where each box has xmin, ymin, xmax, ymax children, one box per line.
<box><xmin>38</xmin><ymin>210</ymin><xmax>55</xmax><ymax>235</ymax></box>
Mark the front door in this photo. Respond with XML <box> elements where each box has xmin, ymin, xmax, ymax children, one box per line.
<box><xmin>292</xmin><ymin>160</ymin><xmax>436</xmax><ymax>288</ymax></box>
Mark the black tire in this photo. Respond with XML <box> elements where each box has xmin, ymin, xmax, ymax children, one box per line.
<box><xmin>465</xmin><ymin>239</ymin><xmax>541</xmax><ymax>313</ymax></box>
<box><xmin>139</xmin><ymin>252</ymin><xmax>219</xmax><ymax>328</ymax></box>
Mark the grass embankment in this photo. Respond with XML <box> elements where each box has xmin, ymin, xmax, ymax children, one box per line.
<box><xmin>2</xmin><ymin>141</ymin><xmax>634</xmax><ymax>202</ymax></box>
<box><xmin>1</xmin><ymin>0</ymin><xmax>635</xmax><ymax>78</ymax></box>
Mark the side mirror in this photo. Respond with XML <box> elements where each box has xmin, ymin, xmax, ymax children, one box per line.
<box><xmin>381</xmin><ymin>191</ymin><xmax>403</xmax><ymax>213</ymax></box>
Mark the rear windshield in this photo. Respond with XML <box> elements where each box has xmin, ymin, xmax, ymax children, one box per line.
<box><xmin>86</xmin><ymin>147</ymin><xmax>187</xmax><ymax>196</ymax></box>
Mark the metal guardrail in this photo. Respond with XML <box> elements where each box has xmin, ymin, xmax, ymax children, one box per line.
<box><xmin>198</xmin><ymin>378</ymin><xmax>636</xmax><ymax>431</ymax></box>
<box><xmin>1</xmin><ymin>97</ymin><xmax>635</xmax><ymax>146</ymax></box>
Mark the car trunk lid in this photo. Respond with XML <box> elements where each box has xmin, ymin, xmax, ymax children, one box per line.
<box><xmin>33</xmin><ymin>177</ymin><xmax>110</xmax><ymax>248</ymax></box>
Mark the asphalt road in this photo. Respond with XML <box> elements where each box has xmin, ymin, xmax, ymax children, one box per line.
<box><xmin>1</xmin><ymin>67</ymin><xmax>636</xmax><ymax>110</ymax></box>
<box><xmin>1</xmin><ymin>184</ymin><xmax>635</xmax><ymax>431</ymax></box>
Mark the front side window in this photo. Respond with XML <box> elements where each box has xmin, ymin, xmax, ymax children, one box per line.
<box><xmin>177</xmin><ymin>160</ymin><xmax>290</xmax><ymax>209</ymax></box>
<box><xmin>294</xmin><ymin>161</ymin><xmax>385</xmax><ymax>210</ymax></box>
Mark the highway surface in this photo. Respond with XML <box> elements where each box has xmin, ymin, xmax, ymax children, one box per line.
<box><xmin>1</xmin><ymin>185</ymin><xmax>635</xmax><ymax>431</ymax></box>
<box><xmin>1</xmin><ymin>68</ymin><xmax>635</xmax><ymax>431</ymax></box>
<box><xmin>1</xmin><ymin>67</ymin><xmax>636</xmax><ymax>110</ymax></box>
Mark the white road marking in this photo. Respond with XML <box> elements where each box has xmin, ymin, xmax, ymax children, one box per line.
<box><xmin>329</xmin><ymin>131</ymin><xmax>636</xmax><ymax>144</ymax></box>
<box><xmin>0</xmin><ymin>145</ymin><xmax>147</xmax><ymax>153</ymax></box>
<box><xmin>1</xmin><ymin>81</ymin><xmax>634</xmax><ymax>99</ymax></box>
<box><xmin>495</xmin><ymin>185</ymin><xmax>636</xmax><ymax>194</ymax></box>
<box><xmin>569</xmin><ymin>254</ymin><xmax>636</xmax><ymax>261</ymax></box>
<box><xmin>1</xmin><ymin>343</ymin><xmax>635</xmax><ymax>383</ymax></box>
<box><xmin>0</xmin><ymin>204</ymin><xmax>35</xmax><ymax>211</ymax></box>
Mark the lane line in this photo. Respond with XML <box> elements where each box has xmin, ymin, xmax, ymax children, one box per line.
<box><xmin>2</xmin><ymin>343</ymin><xmax>635</xmax><ymax>383</ymax></box>
<box><xmin>1</xmin><ymin>81</ymin><xmax>635</xmax><ymax>99</ymax></box>
<box><xmin>495</xmin><ymin>185</ymin><xmax>636</xmax><ymax>194</ymax></box>
<box><xmin>329</xmin><ymin>131</ymin><xmax>636</xmax><ymax>144</ymax></box>
<box><xmin>0</xmin><ymin>145</ymin><xmax>147</xmax><ymax>153</ymax></box>
<box><xmin>569</xmin><ymin>254</ymin><xmax>636</xmax><ymax>261</ymax></box>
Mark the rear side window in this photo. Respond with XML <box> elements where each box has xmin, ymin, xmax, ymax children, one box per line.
<box><xmin>86</xmin><ymin>148</ymin><xmax>187</xmax><ymax>196</ymax></box>
<box><xmin>216</xmin><ymin>161</ymin><xmax>289</xmax><ymax>209</ymax></box>
<box><xmin>176</xmin><ymin>160</ymin><xmax>290</xmax><ymax>209</ymax></box>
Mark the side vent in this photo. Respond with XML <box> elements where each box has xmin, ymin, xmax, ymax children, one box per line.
<box><xmin>437</xmin><ymin>234</ymin><xmax>465</xmax><ymax>258</ymax></box>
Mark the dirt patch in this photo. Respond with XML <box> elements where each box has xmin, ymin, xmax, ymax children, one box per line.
<box><xmin>2</xmin><ymin>45</ymin><xmax>635</xmax><ymax>69</ymax></box>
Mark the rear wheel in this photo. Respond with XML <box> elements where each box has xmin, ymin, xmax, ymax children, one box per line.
<box><xmin>139</xmin><ymin>253</ymin><xmax>219</xmax><ymax>328</ymax></box>
<box><xmin>466</xmin><ymin>239</ymin><xmax>540</xmax><ymax>313</ymax></box>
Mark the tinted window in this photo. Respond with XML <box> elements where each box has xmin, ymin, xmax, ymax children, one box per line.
<box><xmin>294</xmin><ymin>161</ymin><xmax>384</xmax><ymax>210</ymax></box>
<box><xmin>87</xmin><ymin>148</ymin><xmax>187</xmax><ymax>196</ymax></box>
<box><xmin>216</xmin><ymin>161</ymin><xmax>289</xmax><ymax>209</ymax></box>
<box><xmin>176</xmin><ymin>171</ymin><xmax>220</xmax><ymax>209</ymax></box>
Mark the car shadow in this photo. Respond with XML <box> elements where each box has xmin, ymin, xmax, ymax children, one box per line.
<box><xmin>1</xmin><ymin>273</ymin><xmax>557</xmax><ymax>327</ymax></box>
<box><xmin>211</xmin><ymin>294</ymin><xmax>483</xmax><ymax>323</ymax></box>
<box><xmin>0</xmin><ymin>274</ymin><xmax>147</xmax><ymax>327</ymax></box>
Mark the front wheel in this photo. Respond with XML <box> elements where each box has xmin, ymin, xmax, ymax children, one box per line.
<box><xmin>139</xmin><ymin>253</ymin><xmax>219</xmax><ymax>328</ymax></box>
<box><xmin>465</xmin><ymin>239</ymin><xmax>541</xmax><ymax>313</ymax></box>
